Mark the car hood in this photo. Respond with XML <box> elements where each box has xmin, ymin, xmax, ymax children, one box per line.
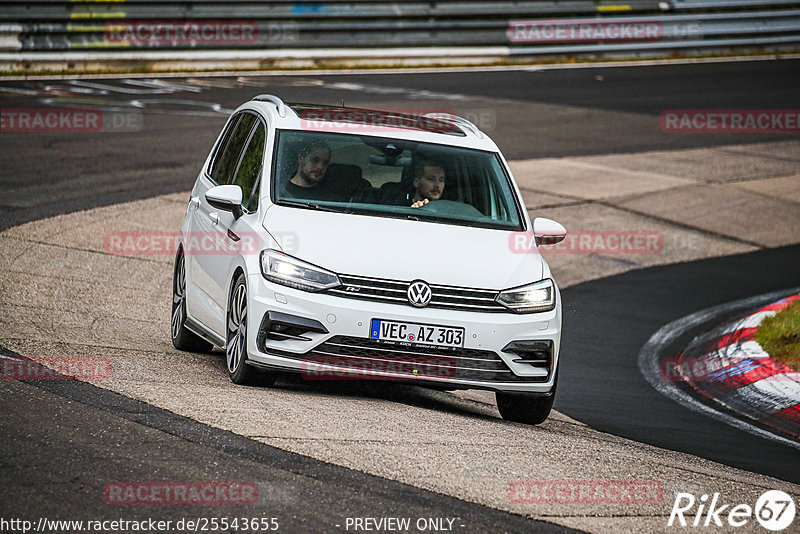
<box><xmin>263</xmin><ymin>205</ymin><xmax>543</xmax><ymax>289</ymax></box>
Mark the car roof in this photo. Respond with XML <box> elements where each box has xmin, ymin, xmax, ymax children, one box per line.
<box><xmin>288</xmin><ymin>103</ymin><xmax>467</xmax><ymax>137</ymax></box>
<box><xmin>241</xmin><ymin>94</ymin><xmax>499</xmax><ymax>151</ymax></box>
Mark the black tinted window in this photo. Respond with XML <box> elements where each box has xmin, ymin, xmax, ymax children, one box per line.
<box><xmin>233</xmin><ymin>121</ymin><xmax>265</xmax><ymax>212</ymax></box>
<box><xmin>208</xmin><ymin>115</ymin><xmax>239</xmax><ymax>180</ymax></box>
<box><xmin>210</xmin><ymin>113</ymin><xmax>257</xmax><ymax>185</ymax></box>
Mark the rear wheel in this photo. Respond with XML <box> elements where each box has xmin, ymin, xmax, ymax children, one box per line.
<box><xmin>496</xmin><ymin>369</ymin><xmax>558</xmax><ymax>425</ymax></box>
<box><xmin>171</xmin><ymin>252</ymin><xmax>213</xmax><ymax>353</ymax></box>
<box><xmin>227</xmin><ymin>273</ymin><xmax>277</xmax><ymax>386</ymax></box>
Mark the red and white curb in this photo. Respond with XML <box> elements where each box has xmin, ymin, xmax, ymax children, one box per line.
<box><xmin>639</xmin><ymin>287</ymin><xmax>800</xmax><ymax>450</ymax></box>
<box><xmin>671</xmin><ymin>295</ymin><xmax>800</xmax><ymax>441</ymax></box>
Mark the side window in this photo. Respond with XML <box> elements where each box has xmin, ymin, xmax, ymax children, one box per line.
<box><xmin>207</xmin><ymin>114</ymin><xmax>240</xmax><ymax>180</ymax></box>
<box><xmin>232</xmin><ymin>121</ymin><xmax>266</xmax><ymax>213</ymax></box>
<box><xmin>209</xmin><ymin>113</ymin><xmax>257</xmax><ymax>185</ymax></box>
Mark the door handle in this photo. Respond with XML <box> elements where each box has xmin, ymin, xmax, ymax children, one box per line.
<box><xmin>209</xmin><ymin>212</ymin><xmax>220</xmax><ymax>225</ymax></box>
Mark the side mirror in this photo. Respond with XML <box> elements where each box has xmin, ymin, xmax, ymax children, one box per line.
<box><xmin>533</xmin><ymin>217</ymin><xmax>566</xmax><ymax>245</ymax></box>
<box><xmin>206</xmin><ymin>185</ymin><xmax>244</xmax><ymax>220</ymax></box>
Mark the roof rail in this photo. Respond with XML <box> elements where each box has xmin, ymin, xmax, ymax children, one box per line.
<box><xmin>252</xmin><ymin>94</ymin><xmax>287</xmax><ymax>117</ymax></box>
<box><xmin>422</xmin><ymin>112</ymin><xmax>483</xmax><ymax>139</ymax></box>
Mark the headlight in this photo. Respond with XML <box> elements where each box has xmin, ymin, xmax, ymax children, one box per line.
<box><xmin>260</xmin><ymin>250</ymin><xmax>341</xmax><ymax>292</ymax></box>
<box><xmin>496</xmin><ymin>279</ymin><xmax>556</xmax><ymax>314</ymax></box>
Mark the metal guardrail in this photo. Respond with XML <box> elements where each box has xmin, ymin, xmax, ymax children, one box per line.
<box><xmin>0</xmin><ymin>1</ymin><xmax>667</xmax><ymax>21</ymax></box>
<box><xmin>11</xmin><ymin>10</ymin><xmax>800</xmax><ymax>51</ymax></box>
<box><xmin>672</xmin><ymin>0</ymin><xmax>800</xmax><ymax>8</ymax></box>
<box><xmin>0</xmin><ymin>24</ymin><xmax>22</xmax><ymax>52</ymax></box>
<box><xmin>1</xmin><ymin>1</ymin><xmax>799</xmax><ymax>59</ymax></box>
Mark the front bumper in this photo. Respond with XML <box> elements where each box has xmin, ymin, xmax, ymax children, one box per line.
<box><xmin>246</xmin><ymin>273</ymin><xmax>561</xmax><ymax>393</ymax></box>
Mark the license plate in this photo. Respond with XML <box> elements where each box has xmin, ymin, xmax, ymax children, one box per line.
<box><xmin>369</xmin><ymin>319</ymin><xmax>464</xmax><ymax>349</ymax></box>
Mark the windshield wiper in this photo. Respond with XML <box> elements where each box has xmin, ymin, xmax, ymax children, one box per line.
<box><xmin>278</xmin><ymin>200</ymin><xmax>338</xmax><ymax>212</ymax></box>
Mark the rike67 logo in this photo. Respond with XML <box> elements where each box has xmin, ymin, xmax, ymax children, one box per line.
<box><xmin>668</xmin><ymin>490</ymin><xmax>796</xmax><ymax>531</ymax></box>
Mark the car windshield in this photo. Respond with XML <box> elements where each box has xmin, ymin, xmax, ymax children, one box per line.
<box><xmin>271</xmin><ymin>130</ymin><xmax>524</xmax><ymax>231</ymax></box>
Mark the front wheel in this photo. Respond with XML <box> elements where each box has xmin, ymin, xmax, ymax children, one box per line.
<box><xmin>496</xmin><ymin>370</ymin><xmax>558</xmax><ymax>425</ymax></box>
<box><xmin>226</xmin><ymin>274</ymin><xmax>276</xmax><ymax>386</ymax></box>
<box><xmin>171</xmin><ymin>252</ymin><xmax>213</xmax><ymax>353</ymax></box>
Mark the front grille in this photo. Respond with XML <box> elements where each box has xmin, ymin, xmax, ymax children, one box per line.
<box><xmin>266</xmin><ymin>335</ymin><xmax>547</xmax><ymax>383</ymax></box>
<box><xmin>326</xmin><ymin>274</ymin><xmax>507</xmax><ymax>313</ymax></box>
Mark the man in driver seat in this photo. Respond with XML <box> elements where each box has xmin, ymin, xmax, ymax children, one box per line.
<box><xmin>409</xmin><ymin>158</ymin><xmax>446</xmax><ymax>208</ymax></box>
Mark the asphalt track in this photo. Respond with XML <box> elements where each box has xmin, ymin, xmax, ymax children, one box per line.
<box><xmin>0</xmin><ymin>352</ymin><xmax>573</xmax><ymax>533</ymax></box>
<box><xmin>2</xmin><ymin>58</ymin><xmax>799</xmax><ymax>231</ymax></box>
<box><xmin>1</xmin><ymin>59</ymin><xmax>799</xmax><ymax>527</ymax></box>
<box><xmin>556</xmin><ymin>244</ymin><xmax>800</xmax><ymax>485</ymax></box>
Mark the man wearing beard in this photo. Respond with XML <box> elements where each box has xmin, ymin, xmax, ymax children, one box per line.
<box><xmin>282</xmin><ymin>141</ymin><xmax>343</xmax><ymax>201</ymax></box>
<box><xmin>409</xmin><ymin>158</ymin><xmax>446</xmax><ymax>208</ymax></box>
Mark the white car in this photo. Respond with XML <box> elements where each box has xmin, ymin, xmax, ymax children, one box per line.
<box><xmin>171</xmin><ymin>95</ymin><xmax>566</xmax><ymax>424</ymax></box>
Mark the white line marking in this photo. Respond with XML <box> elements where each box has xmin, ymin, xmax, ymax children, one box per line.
<box><xmin>720</xmin><ymin>375</ymin><xmax>800</xmax><ymax>418</ymax></box>
<box><xmin>682</xmin><ymin>310</ymin><xmax>773</xmax><ymax>349</ymax></box>
<box><xmin>638</xmin><ymin>286</ymin><xmax>800</xmax><ymax>450</ymax></box>
<box><xmin>323</xmin><ymin>81</ymin><xmax>468</xmax><ymax>101</ymax></box>
<box><xmin>734</xmin><ymin>310</ymin><xmax>778</xmax><ymax>330</ymax></box>
<box><xmin>736</xmin><ymin>340</ymin><xmax>771</xmax><ymax>359</ymax></box>
<box><xmin>689</xmin><ymin>340</ymin><xmax>770</xmax><ymax>370</ymax></box>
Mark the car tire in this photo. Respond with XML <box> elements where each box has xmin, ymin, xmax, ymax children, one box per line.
<box><xmin>227</xmin><ymin>273</ymin><xmax>277</xmax><ymax>386</ymax></box>
<box><xmin>171</xmin><ymin>252</ymin><xmax>214</xmax><ymax>353</ymax></box>
<box><xmin>495</xmin><ymin>369</ymin><xmax>558</xmax><ymax>425</ymax></box>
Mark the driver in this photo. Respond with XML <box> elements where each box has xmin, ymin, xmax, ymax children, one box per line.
<box><xmin>409</xmin><ymin>158</ymin><xmax>446</xmax><ymax>208</ymax></box>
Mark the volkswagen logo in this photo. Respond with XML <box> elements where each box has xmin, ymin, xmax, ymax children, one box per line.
<box><xmin>407</xmin><ymin>280</ymin><xmax>432</xmax><ymax>307</ymax></box>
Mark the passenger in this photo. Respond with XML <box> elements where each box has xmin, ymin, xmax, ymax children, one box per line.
<box><xmin>282</xmin><ymin>141</ymin><xmax>340</xmax><ymax>201</ymax></box>
<box><xmin>282</xmin><ymin>140</ymin><xmax>376</xmax><ymax>204</ymax></box>
<box><xmin>409</xmin><ymin>158</ymin><xmax>446</xmax><ymax>208</ymax></box>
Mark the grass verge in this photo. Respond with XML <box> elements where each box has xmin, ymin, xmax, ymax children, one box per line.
<box><xmin>756</xmin><ymin>299</ymin><xmax>800</xmax><ymax>371</ymax></box>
